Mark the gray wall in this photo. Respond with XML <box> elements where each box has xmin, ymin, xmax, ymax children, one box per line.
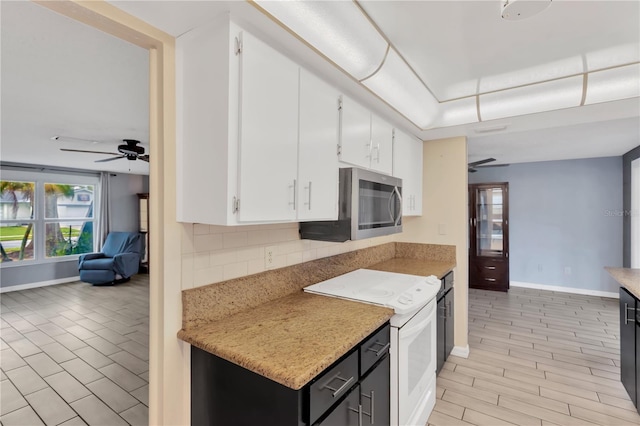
<box><xmin>469</xmin><ymin>157</ymin><xmax>623</xmax><ymax>293</ymax></box>
<box><xmin>1</xmin><ymin>173</ymin><xmax>147</xmax><ymax>289</ymax></box>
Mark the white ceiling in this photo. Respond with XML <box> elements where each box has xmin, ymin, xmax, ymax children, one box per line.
<box><xmin>1</xmin><ymin>1</ymin><xmax>150</xmax><ymax>175</ymax></box>
<box><xmin>2</xmin><ymin>1</ymin><xmax>639</xmax><ymax>174</ymax></box>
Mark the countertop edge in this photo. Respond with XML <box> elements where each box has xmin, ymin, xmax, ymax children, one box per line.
<box><xmin>606</xmin><ymin>267</ymin><xmax>640</xmax><ymax>300</ymax></box>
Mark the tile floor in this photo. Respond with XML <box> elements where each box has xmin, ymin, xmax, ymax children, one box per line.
<box><xmin>428</xmin><ymin>287</ymin><xmax>640</xmax><ymax>426</ymax></box>
<box><xmin>1</xmin><ymin>274</ymin><xmax>149</xmax><ymax>426</ymax></box>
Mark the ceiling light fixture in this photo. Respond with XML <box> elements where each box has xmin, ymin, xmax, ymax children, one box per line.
<box><xmin>361</xmin><ymin>48</ymin><xmax>439</xmax><ymax>128</ymax></box>
<box><xmin>501</xmin><ymin>0</ymin><xmax>552</xmax><ymax>21</ymax></box>
<box><xmin>253</xmin><ymin>0</ymin><xmax>388</xmax><ymax>81</ymax></box>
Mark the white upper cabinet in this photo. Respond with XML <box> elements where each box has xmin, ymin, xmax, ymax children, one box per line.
<box><xmin>298</xmin><ymin>69</ymin><xmax>339</xmax><ymax>221</ymax></box>
<box><xmin>237</xmin><ymin>30</ymin><xmax>299</xmax><ymax>223</ymax></box>
<box><xmin>339</xmin><ymin>95</ymin><xmax>372</xmax><ymax>170</ymax></box>
<box><xmin>177</xmin><ymin>17</ymin><xmax>341</xmax><ymax>225</ymax></box>
<box><xmin>371</xmin><ymin>114</ymin><xmax>394</xmax><ymax>175</ymax></box>
<box><xmin>393</xmin><ymin>129</ymin><xmax>423</xmax><ymax>216</ymax></box>
<box><xmin>339</xmin><ymin>95</ymin><xmax>393</xmax><ymax>174</ymax></box>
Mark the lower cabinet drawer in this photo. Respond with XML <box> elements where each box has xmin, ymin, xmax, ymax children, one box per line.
<box><xmin>360</xmin><ymin>325</ymin><xmax>390</xmax><ymax>376</ymax></box>
<box><xmin>309</xmin><ymin>350</ymin><xmax>359</xmax><ymax>424</ymax></box>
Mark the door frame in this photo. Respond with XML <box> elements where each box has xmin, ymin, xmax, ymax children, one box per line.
<box><xmin>33</xmin><ymin>1</ymin><xmax>181</xmax><ymax>424</ymax></box>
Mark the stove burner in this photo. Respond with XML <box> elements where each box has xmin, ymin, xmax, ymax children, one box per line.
<box><xmin>357</xmin><ymin>288</ymin><xmax>394</xmax><ymax>298</ymax></box>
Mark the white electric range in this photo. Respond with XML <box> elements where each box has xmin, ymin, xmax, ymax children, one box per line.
<box><xmin>304</xmin><ymin>269</ymin><xmax>441</xmax><ymax>426</ymax></box>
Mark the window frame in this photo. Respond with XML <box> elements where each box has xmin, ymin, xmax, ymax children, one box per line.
<box><xmin>1</xmin><ymin>168</ymin><xmax>100</xmax><ymax>267</ymax></box>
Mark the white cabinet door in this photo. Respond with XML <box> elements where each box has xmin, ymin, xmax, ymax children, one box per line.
<box><xmin>371</xmin><ymin>114</ymin><xmax>393</xmax><ymax>175</ymax></box>
<box><xmin>298</xmin><ymin>69</ymin><xmax>339</xmax><ymax>221</ymax></box>
<box><xmin>393</xmin><ymin>129</ymin><xmax>423</xmax><ymax>216</ymax></box>
<box><xmin>339</xmin><ymin>95</ymin><xmax>372</xmax><ymax>169</ymax></box>
<box><xmin>237</xmin><ymin>30</ymin><xmax>299</xmax><ymax>222</ymax></box>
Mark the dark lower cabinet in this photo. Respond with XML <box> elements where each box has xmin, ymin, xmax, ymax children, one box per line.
<box><xmin>191</xmin><ymin>323</ymin><xmax>390</xmax><ymax>425</ymax></box>
<box><xmin>636</xmin><ymin>314</ymin><xmax>640</xmax><ymax>415</ymax></box>
<box><xmin>620</xmin><ymin>288</ymin><xmax>637</xmax><ymax>409</ymax></box>
<box><xmin>437</xmin><ymin>272</ymin><xmax>455</xmax><ymax>374</ymax></box>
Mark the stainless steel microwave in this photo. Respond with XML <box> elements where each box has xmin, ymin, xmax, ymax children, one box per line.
<box><xmin>299</xmin><ymin>168</ymin><xmax>402</xmax><ymax>242</ymax></box>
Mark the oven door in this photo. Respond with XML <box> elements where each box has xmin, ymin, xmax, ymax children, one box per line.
<box><xmin>394</xmin><ymin>299</ymin><xmax>437</xmax><ymax>426</ymax></box>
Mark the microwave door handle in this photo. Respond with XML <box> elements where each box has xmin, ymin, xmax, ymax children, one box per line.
<box><xmin>393</xmin><ymin>187</ymin><xmax>403</xmax><ymax>226</ymax></box>
<box><xmin>388</xmin><ymin>191</ymin><xmax>395</xmax><ymax>223</ymax></box>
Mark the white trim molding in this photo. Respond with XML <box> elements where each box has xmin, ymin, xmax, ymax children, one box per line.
<box><xmin>0</xmin><ymin>276</ymin><xmax>80</xmax><ymax>293</ymax></box>
<box><xmin>510</xmin><ymin>281</ymin><xmax>619</xmax><ymax>299</ymax></box>
<box><xmin>450</xmin><ymin>345</ymin><xmax>470</xmax><ymax>359</ymax></box>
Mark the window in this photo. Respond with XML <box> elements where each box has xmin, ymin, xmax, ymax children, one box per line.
<box><xmin>0</xmin><ymin>170</ymin><xmax>99</xmax><ymax>265</ymax></box>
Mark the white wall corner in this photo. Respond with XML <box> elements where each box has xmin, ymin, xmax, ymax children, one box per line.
<box><xmin>510</xmin><ymin>281</ymin><xmax>619</xmax><ymax>299</ymax></box>
<box><xmin>450</xmin><ymin>345</ymin><xmax>470</xmax><ymax>359</ymax></box>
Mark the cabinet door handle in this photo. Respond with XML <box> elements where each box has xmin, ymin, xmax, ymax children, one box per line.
<box><xmin>362</xmin><ymin>390</ymin><xmax>375</xmax><ymax>424</ymax></box>
<box><xmin>484</xmin><ymin>266</ymin><xmax>496</xmax><ymax>270</ymax></box>
<box><xmin>349</xmin><ymin>404</ymin><xmax>364</xmax><ymax>426</ymax></box>
<box><xmin>485</xmin><ymin>278</ymin><xmax>496</xmax><ymax>282</ymax></box>
<box><xmin>367</xmin><ymin>341</ymin><xmax>390</xmax><ymax>357</ymax></box>
<box><xmin>439</xmin><ymin>305</ymin><xmax>446</xmax><ymax>319</ymax></box>
<box><xmin>304</xmin><ymin>181</ymin><xmax>312</xmax><ymax>210</ymax></box>
<box><xmin>322</xmin><ymin>373</ymin><xmax>355</xmax><ymax>398</ymax></box>
<box><xmin>374</xmin><ymin>144</ymin><xmax>381</xmax><ymax>163</ymax></box>
<box><xmin>289</xmin><ymin>179</ymin><xmax>297</xmax><ymax>210</ymax></box>
<box><xmin>625</xmin><ymin>303</ymin><xmax>637</xmax><ymax>324</ymax></box>
<box><xmin>447</xmin><ymin>301</ymin><xmax>452</xmax><ymax>318</ymax></box>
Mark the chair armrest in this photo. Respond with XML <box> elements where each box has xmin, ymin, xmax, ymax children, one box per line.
<box><xmin>78</xmin><ymin>252</ymin><xmax>106</xmax><ymax>267</ymax></box>
<box><xmin>112</xmin><ymin>252</ymin><xmax>141</xmax><ymax>278</ymax></box>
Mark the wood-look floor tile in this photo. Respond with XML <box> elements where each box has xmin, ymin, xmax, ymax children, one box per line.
<box><xmin>472</xmin><ymin>378</ymin><xmax>570</xmax><ymax>415</ymax></box>
<box><xmin>438</xmin><ymin>368</ymin><xmax>475</xmax><ymax>386</ymax></box>
<box><xmin>438</xmin><ymin>377</ymin><xmax>498</xmax><ymax>404</ymax></box>
<box><xmin>443</xmin><ymin>390</ymin><xmax>541</xmax><ymax>426</ymax></box>
<box><xmin>428</xmin><ymin>410</ymin><xmax>475</xmax><ymax>426</ymax></box>
<box><xmin>462</xmin><ymin>408</ymin><xmax>517</xmax><ymax>426</ymax></box>
<box><xmin>569</xmin><ymin>404</ymin><xmax>640</xmax><ymax>426</ymax></box>
<box><xmin>455</xmin><ymin>365</ymin><xmax>540</xmax><ymax>395</ymax></box>
<box><xmin>433</xmin><ymin>399</ymin><xmax>465</xmax><ymax>419</ymax></box>
<box><xmin>498</xmin><ymin>396</ymin><xmax>599</xmax><ymax>426</ymax></box>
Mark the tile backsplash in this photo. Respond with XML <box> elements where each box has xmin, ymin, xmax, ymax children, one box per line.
<box><xmin>180</xmin><ymin>222</ymin><xmax>397</xmax><ymax>289</ymax></box>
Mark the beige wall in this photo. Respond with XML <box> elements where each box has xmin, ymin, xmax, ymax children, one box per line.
<box><xmin>399</xmin><ymin>136</ymin><xmax>469</xmax><ymax>350</ymax></box>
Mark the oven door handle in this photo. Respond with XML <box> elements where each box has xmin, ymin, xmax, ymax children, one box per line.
<box><xmin>399</xmin><ymin>311</ymin><xmax>433</xmax><ymax>339</ymax></box>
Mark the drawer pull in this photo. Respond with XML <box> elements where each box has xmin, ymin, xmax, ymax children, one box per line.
<box><xmin>362</xmin><ymin>390</ymin><xmax>375</xmax><ymax>424</ymax></box>
<box><xmin>322</xmin><ymin>373</ymin><xmax>356</xmax><ymax>398</ymax></box>
<box><xmin>348</xmin><ymin>404</ymin><xmax>364</xmax><ymax>426</ymax></box>
<box><xmin>625</xmin><ymin>303</ymin><xmax>637</xmax><ymax>324</ymax></box>
<box><xmin>484</xmin><ymin>266</ymin><xmax>496</xmax><ymax>270</ymax></box>
<box><xmin>367</xmin><ymin>341</ymin><xmax>390</xmax><ymax>357</ymax></box>
<box><xmin>485</xmin><ymin>278</ymin><xmax>496</xmax><ymax>282</ymax></box>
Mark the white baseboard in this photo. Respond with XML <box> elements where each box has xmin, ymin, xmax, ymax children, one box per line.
<box><xmin>510</xmin><ymin>281</ymin><xmax>618</xmax><ymax>299</ymax></box>
<box><xmin>0</xmin><ymin>276</ymin><xmax>80</xmax><ymax>293</ymax></box>
<box><xmin>451</xmin><ymin>345</ymin><xmax>469</xmax><ymax>359</ymax></box>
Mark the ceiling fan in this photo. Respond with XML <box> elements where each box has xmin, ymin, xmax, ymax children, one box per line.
<box><xmin>56</xmin><ymin>137</ymin><xmax>149</xmax><ymax>163</ymax></box>
<box><xmin>468</xmin><ymin>158</ymin><xmax>510</xmax><ymax>173</ymax></box>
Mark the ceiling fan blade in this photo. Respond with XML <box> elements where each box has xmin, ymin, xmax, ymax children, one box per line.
<box><xmin>95</xmin><ymin>155</ymin><xmax>125</xmax><ymax>163</ymax></box>
<box><xmin>60</xmin><ymin>148</ymin><xmax>120</xmax><ymax>155</ymax></box>
<box><xmin>468</xmin><ymin>168</ymin><xmax>478</xmax><ymax>173</ymax></box>
<box><xmin>476</xmin><ymin>164</ymin><xmax>510</xmax><ymax>169</ymax></box>
<box><xmin>138</xmin><ymin>155</ymin><xmax>150</xmax><ymax>162</ymax></box>
<box><xmin>468</xmin><ymin>157</ymin><xmax>496</xmax><ymax>167</ymax></box>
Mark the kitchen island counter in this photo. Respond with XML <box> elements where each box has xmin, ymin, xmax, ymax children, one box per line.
<box><xmin>178</xmin><ymin>291</ymin><xmax>392</xmax><ymax>390</ymax></box>
<box><xmin>606</xmin><ymin>267</ymin><xmax>640</xmax><ymax>299</ymax></box>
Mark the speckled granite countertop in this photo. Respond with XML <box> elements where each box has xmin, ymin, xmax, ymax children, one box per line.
<box><xmin>177</xmin><ymin>292</ymin><xmax>393</xmax><ymax>390</ymax></box>
<box><xmin>606</xmin><ymin>267</ymin><xmax>640</xmax><ymax>299</ymax></box>
<box><xmin>367</xmin><ymin>258</ymin><xmax>455</xmax><ymax>279</ymax></box>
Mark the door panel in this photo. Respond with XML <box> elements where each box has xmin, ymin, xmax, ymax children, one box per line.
<box><xmin>445</xmin><ymin>290</ymin><xmax>455</xmax><ymax>360</ymax></box>
<box><xmin>360</xmin><ymin>356</ymin><xmax>390</xmax><ymax>426</ymax></box>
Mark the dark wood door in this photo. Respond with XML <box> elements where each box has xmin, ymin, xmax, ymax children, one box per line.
<box><xmin>620</xmin><ymin>288</ymin><xmax>637</xmax><ymax>406</ymax></box>
<box><xmin>469</xmin><ymin>183</ymin><xmax>509</xmax><ymax>291</ymax></box>
<box><xmin>316</xmin><ymin>385</ymin><xmax>360</xmax><ymax>426</ymax></box>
